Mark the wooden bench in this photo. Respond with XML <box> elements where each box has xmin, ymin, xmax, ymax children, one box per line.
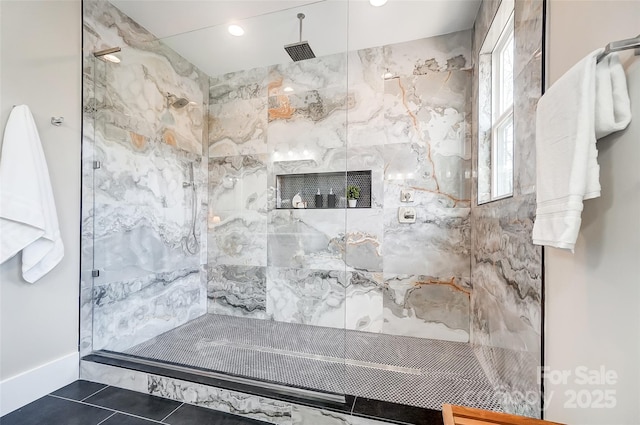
<box><xmin>442</xmin><ymin>404</ymin><xmax>565</xmax><ymax>425</ymax></box>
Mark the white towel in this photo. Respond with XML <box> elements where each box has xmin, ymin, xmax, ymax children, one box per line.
<box><xmin>0</xmin><ymin>105</ymin><xmax>64</xmax><ymax>282</ymax></box>
<box><xmin>533</xmin><ymin>50</ymin><xmax>632</xmax><ymax>252</ymax></box>
<box><xmin>595</xmin><ymin>53</ymin><xmax>632</xmax><ymax>139</ymax></box>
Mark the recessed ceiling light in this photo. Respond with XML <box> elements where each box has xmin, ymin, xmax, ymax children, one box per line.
<box><xmin>228</xmin><ymin>24</ymin><xmax>244</xmax><ymax>36</ymax></box>
<box><xmin>284</xmin><ymin>86</ymin><xmax>294</xmax><ymax>93</ymax></box>
<box><xmin>102</xmin><ymin>54</ymin><xmax>121</xmax><ymax>63</ymax></box>
<box><xmin>369</xmin><ymin>0</ymin><xmax>388</xmax><ymax>7</ymax></box>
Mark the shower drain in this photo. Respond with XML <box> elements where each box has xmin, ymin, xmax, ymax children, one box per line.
<box><xmin>196</xmin><ymin>338</ymin><xmax>423</xmax><ymax>375</ymax></box>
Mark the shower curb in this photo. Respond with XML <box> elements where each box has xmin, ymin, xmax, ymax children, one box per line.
<box><xmin>81</xmin><ymin>354</ymin><xmax>444</xmax><ymax>425</ymax></box>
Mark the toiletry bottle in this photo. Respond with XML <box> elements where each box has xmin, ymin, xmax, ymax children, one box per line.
<box><xmin>315</xmin><ymin>188</ymin><xmax>323</xmax><ymax>208</ymax></box>
<box><xmin>327</xmin><ymin>188</ymin><xmax>336</xmax><ymax>208</ymax></box>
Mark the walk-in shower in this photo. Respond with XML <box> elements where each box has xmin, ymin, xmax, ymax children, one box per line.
<box><xmin>82</xmin><ymin>0</ymin><xmax>544</xmax><ymax>421</ymax></box>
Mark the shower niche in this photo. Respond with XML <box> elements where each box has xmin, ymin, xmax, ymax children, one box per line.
<box><xmin>276</xmin><ymin>170</ymin><xmax>372</xmax><ymax>209</ymax></box>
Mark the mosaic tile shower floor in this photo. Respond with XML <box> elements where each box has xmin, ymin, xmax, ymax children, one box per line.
<box><xmin>123</xmin><ymin>314</ymin><xmax>500</xmax><ymax>411</ymax></box>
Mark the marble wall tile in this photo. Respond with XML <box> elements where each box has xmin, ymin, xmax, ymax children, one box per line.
<box><xmin>208</xmin><ymin>98</ymin><xmax>268</xmax><ymax>158</ymax></box>
<box><xmin>207</xmin><ymin>210</ymin><xmax>268</xmax><ymax>267</ymax></box>
<box><xmin>383</xmin><ymin>30</ymin><xmax>473</xmax><ymax>76</ymax></box>
<box><xmin>266</xmin><ymin>267</ymin><xmax>347</xmax><ymax>329</ymax></box>
<box><xmin>513</xmin><ymin>56</ymin><xmax>542</xmax><ymax>196</ymax></box>
<box><xmin>148</xmin><ymin>375</ymin><xmax>292</xmax><ymax>425</ymax></box>
<box><xmin>382</xmin><ymin>206</ymin><xmax>470</xmax><ymax>277</ymax></box>
<box><xmin>92</xmin><ymin>268</ymin><xmax>205</xmax><ymax>351</ymax></box>
<box><xmin>514</xmin><ymin>0</ymin><xmax>544</xmax><ymax>78</ymax></box>
<box><xmin>470</xmin><ymin>195</ymin><xmax>541</xmax><ymax>352</ymax></box>
<box><xmin>383</xmin><ymin>78</ymin><xmax>425</xmax><ymax>146</ymax></box>
<box><xmin>292</xmin><ymin>405</ymin><xmax>390</xmax><ymax>425</ymax></box>
<box><xmin>267</xmin><ymin>53</ymin><xmax>347</xmax><ymax>95</ymax></box>
<box><xmin>267</xmin><ymin>87</ymin><xmax>349</xmax><ymax>158</ymax></box>
<box><xmin>347</xmin><ymin>48</ymin><xmax>386</xmax><ymax>148</ymax></box>
<box><xmin>383</xmin><ymin>70</ymin><xmax>471</xmax><ymax>162</ymax></box>
<box><xmin>383</xmin><ymin>273</ymin><xmax>471</xmax><ymax>342</ymax></box>
<box><xmin>267</xmin><ymin>209</ymin><xmax>346</xmax><ymax>271</ymax></box>
<box><xmin>208</xmin><ymin>264</ymin><xmax>267</xmax><ymax>319</ymax></box>
<box><xmin>209</xmin><ymin>66</ymin><xmax>268</xmax><ymax>104</ymax></box>
<box><xmin>208</xmin><ymin>154</ymin><xmax>268</xmax><ymax>212</ymax></box>
<box><xmin>477</xmin><ymin>53</ymin><xmax>493</xmax><ymax>204</ymax></box>
<box><xmin>383</xmin><ymin>142</ymin><xmax>470</xmax><ymax>209</ymax></box>
<box><xmin>84</xmin><ymin>0</ymin><xmax>207</xmax><ymax>156</ymax></box>
<box><xmin>346</xmin><ymin>271</ymin><xmax>384</xmax><ymax>333</ymax></box>
<box><xmin>80</xmin><ymin>361</ymin><xmax>149</xmax><ymax>393</ymax></box>
<box><xmin>345</xmin><ymin>208</ymin><xmax>383</xmax><ymax>272</ymax></box>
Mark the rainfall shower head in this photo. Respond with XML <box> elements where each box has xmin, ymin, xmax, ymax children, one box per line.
<box><xmin>285</xmin><ymin>13</ymin><xmax>316</xmax><ymax>62</ymax></box>
<box><xmin>167</xmin><ymin>93</ymin><xmax>190</xmax><ymax>109</ymax></box>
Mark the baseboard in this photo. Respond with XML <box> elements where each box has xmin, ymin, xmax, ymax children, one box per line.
<box><xmin>0</xmin><ymin>351</ymin><xmax>79</xmax><ymax>416</ymax></box>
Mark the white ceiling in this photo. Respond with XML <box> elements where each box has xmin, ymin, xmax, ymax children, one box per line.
<box><xmin>109</xmin><ymin>0</ymin><xmax>481</xmax><ymax>76</ymax></box>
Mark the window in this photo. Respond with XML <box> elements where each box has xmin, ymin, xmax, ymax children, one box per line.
<box><xmin>491</xmin><ymin>20</ymin><xmax>514</xmax><ymax>199</ymax></box>
<box><xmin>478</xmin><ymin>1</ymin><xmax>515</xmax><ymax>204</ymax></box>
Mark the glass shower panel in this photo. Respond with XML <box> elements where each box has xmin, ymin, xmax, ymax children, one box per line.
<box><xmin>91</xmin><ymin>43</ymin><xmax>207</xmax><ymax>354</ymax></box>
<box><xmin>343</xmin><ymin>19</ymin><xmax>475</xmax><ymax>408</ymax></box>
<box><xmin>90</xmin><ymin>2</ymin><xmax>349</xmax><ymax>400</ymax></box>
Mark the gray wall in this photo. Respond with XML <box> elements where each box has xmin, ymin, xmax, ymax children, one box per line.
<box><xmin>0</xmin><ymin>0</ymin><xmax>81</xmax><ymax>409</ymax></box>
<box><xmin>545</xmin><ymin>1</ymin><xmax>640</xmax><ymax>423</ymax></box>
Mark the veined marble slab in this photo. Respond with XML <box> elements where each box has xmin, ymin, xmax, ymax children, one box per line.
<box><xmin>383</xmin><ymin>142</ymin><xmax>470</xmax><ymax>209</ymax></box>
<box><xmin>207</xmin><ymin>209</ymin><xmax>268</xmax><ymax>267</ymax></box>
<box><xmin>92</xmin><ymin>268</ymin><xmax>205</xmax><ymax>352</ymax></box>
<box><xmin>383</xmin><ymin>273</ymin><xmax>470</xmax><ymax>342</ymax></box>
<box><xmin>208</xmin><ymin>264</ymin><xmax>267</xmax><ymax>319</ymax></box>
<box><xmin>346</xmin><ymin>47</ymin><xmax>386</xmax><ymax>148</ymax></box>
<box><xmin>346</xmin><ymin>271</ymin><xmax>384</xmax><ymax>333</ymax></box>
<box><xmin>267</xmin><ymin>53</ymin><xmax>347</xmax><ymax>96</ymax></box>
<box><xmin>267</xmin><ymin>87</ymin><xmax>349</xmax><ymax>158</ymax></box>
<box><xmin>208</xmin><ymin>97</ymin><xmax>268</xmax><ymax>157</ymax></box>
<box><xmin>267</xmin><ymin>209</ymin><xmax>346</xmax><ymax>271</ymax></box>
<box><xmin>470</xmin><ymin>195</ymin><xmax>541</xmax><ymax>352</ymax></box>
<box><xmin>292</xmin><ymin>405</ymin><xmax>390</xmax><ymax>425</ymax></box>
<box><xmin>382</xmin><ymin>206</ymin><xmax>470</xmax><ymax>277</ymax></box>
<box><xmin>345</xmin><ymin>208</ymin><xmax>383</xmax><ymax>272</ymax></box>
<box><xmin>149</xmin><ymin>375</ymin><xmax>292</xmax><ymax>425</ymax></box>
<box><xmin>208</xmin><ymin>154</ymin><xmax>268</xmax><ymax>212</ymax></box>
<box><xmin>84</xmin><ymin>0</ymin><xmax>207</xmax><ymax>156</ymax></box>
<box><xmin>209</xmin><ymin>66</ymin><xmax>268</xmax><ymax>104</ymax></box>
<box><xmin>383</xmin><ymin>29</ymin><xmax>472</xmax><ymax>76</ymax></box>
<box><xmin>266</xmin><ymin>267</ymin><xmax>347</xmax><ymax>329</ymax></box>
<box><xmin>92</xmin><ymin>131</ymin><xmax>204</xmax><ymax>282</ymax></box>
<box><xmin>514</xmin><ymin>56</ymin><xmax>542</xmax><ymax>196</ymax></box>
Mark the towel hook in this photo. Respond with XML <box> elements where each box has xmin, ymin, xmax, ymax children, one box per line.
<box><xmin>51</xmin><ymin>117</ymin><xmax>64</xmax><ymax>126</ymax></box>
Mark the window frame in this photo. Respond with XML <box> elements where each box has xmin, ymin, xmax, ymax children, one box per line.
<box><xmin>477</xmin><ymin>3</ymin><xmax>515</xmax><ymax>205</ymax></box>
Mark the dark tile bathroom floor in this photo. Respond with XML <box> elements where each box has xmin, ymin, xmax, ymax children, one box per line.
<box><xmin>0</xmin><ymin>380</ymin><xmax>268</xmax><ymax>425</ymax></box>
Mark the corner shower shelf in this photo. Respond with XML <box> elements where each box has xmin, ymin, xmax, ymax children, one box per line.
<box><xmin>276</xmin><ymin>170</ymin><xmax>372</xmax><ymax>209</ymax></box>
